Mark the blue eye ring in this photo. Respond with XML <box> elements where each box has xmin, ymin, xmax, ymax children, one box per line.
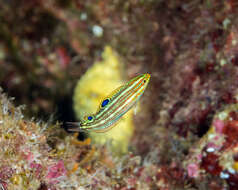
<box><xmin>101</xmin><ymin>98</ymin><xmax>110</xmax><ymax>107</ymax></box>
<box><xmin>88</xmin><ymin>116</ymin><xmax>93</xmax><ymax>121</ymax></box>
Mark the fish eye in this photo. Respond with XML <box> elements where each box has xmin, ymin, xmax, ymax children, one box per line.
<box><xmin>101</xmin><ymin>98</ymin><xmax>110</xmax><ymax>107</ymax></box>
<box><xmin>88</xmin><ymin>116</ymin><xmax>93</xmax><ymax>121</ymax></box>
<box><xmin>143</xmin><ymin>80</ymin><xmax>146</xmax><ymax>83</ymax></box>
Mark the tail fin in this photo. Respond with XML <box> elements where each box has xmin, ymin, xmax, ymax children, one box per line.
<box><xmin>66</xmin><ymin>122</ymin><xmax>85</xmax><ymax>132</ymax></box>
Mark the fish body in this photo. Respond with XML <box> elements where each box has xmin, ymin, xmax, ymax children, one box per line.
<box><xmin>68</xmin><ymin>73</ymin><xmax>150</xmax><ymax>133</ymax></box>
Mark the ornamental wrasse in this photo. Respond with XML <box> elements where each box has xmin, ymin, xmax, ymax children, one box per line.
<box><xmin>68</xmin><ymin>73</ymin><xmax>150</xmax><ymax>133</ymax></box>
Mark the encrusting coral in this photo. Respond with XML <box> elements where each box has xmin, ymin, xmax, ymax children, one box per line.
<box><xmin>0</xmin><ymin>88</ymin><xmax>99</xmax><ymax>189</ymax></box>
<box><xmin>0</xmin><ymin>88</ymin><xmax>172</xmax><ymax>190</ymax></box>
<box><xmin>184</xmin><ymin>103</ymin><xmax>238</xmax><ymax>189</ymax></box>
<box><xmin>0</xmin><ymin>88</ymin><xmax>71</xmax><ymax>189</ymax></box>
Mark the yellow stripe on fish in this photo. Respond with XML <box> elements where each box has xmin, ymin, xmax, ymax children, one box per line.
<box><xmin>68</xmin><ymin>73</ymin><xmax>150</xmax><ymax>133</ymax></box>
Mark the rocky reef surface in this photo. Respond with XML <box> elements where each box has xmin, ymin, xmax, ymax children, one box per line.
<box><xmin>1</xmin><ymin>0</ymin><xmax>238</xmax><ymax>189</ymax></box>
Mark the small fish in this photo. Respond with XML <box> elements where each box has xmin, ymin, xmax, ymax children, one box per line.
<box><xmin>67</xmin><ymin>73</ymin><xmax>150</xmax><ymax>133</ymax></box>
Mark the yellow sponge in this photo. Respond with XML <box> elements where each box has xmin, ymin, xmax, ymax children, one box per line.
<box><xmin>73</xmin><ymin>46</ymin><xmax>134</xmax><ymax>154</ymax></box>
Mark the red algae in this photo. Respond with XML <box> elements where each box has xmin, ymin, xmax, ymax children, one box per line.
<box><xmin>30</xmin><ymin>162</ymin><xmax>43</xmax><ymax>179</ymax></box>
<box><xmin>201</xmin><ymin>153</ymin><xmax>222</xmax><ymax>175</ymax></box>
<box><xmin>56</xmin><ymin>47</ymin><xmax>71</xmax><ymax>68</ymax></box>
<box><xmin>227</xmin><ymin>173</ymin><xmax>238</xmax><ymax>190</ymax></box>
<box><xmin>187</xmin><ymin>163</ymin><xmax>199</xmax><ymax>178</ymax></box>
<box><xmin>222</xmin><ymin>120</ymin><xmax>238</xmax><ymax>150</ymax></box>
<box><xmin>213</xmin><ymin>119</ymin><xmax>225</xmax><ymax>134</ymax></box>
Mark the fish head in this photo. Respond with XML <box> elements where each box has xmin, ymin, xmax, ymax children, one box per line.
<box><xmin>128</xmin><ymin>73</ymin><xmax>150</xmax><ymax>94</ymax></box>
